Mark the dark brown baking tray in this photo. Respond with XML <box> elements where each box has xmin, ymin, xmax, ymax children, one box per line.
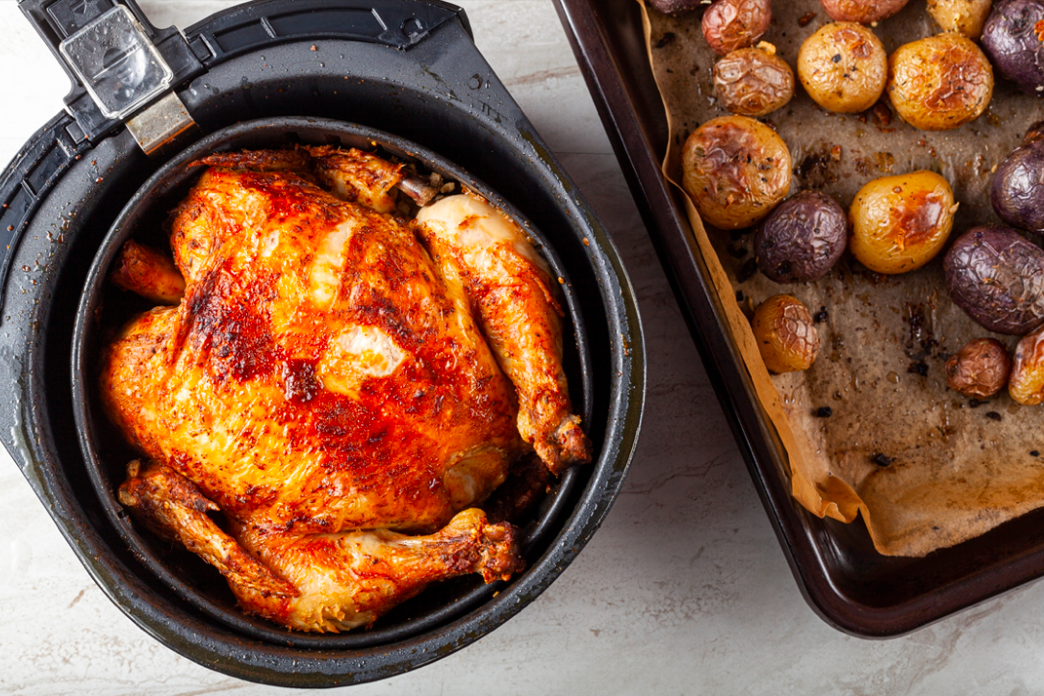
<box><xmin>553</xmin><ymin>0</ymin><xmax>1044</xmax><ymax>636</ymax></box>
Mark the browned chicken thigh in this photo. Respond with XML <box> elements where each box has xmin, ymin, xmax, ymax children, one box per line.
<box><xmin>101</xmin><ymin>146</ymin><xmax>591</xmax><ymax>631</ymax></box>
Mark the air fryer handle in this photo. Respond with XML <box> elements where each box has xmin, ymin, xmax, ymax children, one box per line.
<box><xmin>18</xmin><ymin>0</ymin><xmax>205</xmax><ymax>143</ymax></box>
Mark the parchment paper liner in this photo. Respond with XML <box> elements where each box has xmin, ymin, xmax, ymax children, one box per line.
<box><xmin>638</xmin><ymin>0</ymin><xmax>1044</xmax><ymax>556</ymax></box>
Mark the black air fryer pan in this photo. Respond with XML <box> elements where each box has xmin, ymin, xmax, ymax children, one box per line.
<box><xmin>0</xmin><ymin>0</ymin><xmax>644</xmax><ymax>686</ymax></box>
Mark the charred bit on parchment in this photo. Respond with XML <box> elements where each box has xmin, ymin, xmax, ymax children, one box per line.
<box><xmin>872</xmin><ymin>453</ymin><xmax>896</xmax><ymax>467</ymax></box>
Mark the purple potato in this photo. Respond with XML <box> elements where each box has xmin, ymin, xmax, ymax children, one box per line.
<box><xmin>943</xmin><ymin>226</ymin><xmax>1044</xmax><ymax>335</ymax></box>
<box><xmin>982</xmin><ymin>0</ymin><xmax>1044</xmax><ymax>95</ymax></box>
<box><xmin>753</xmin><ymin>191</ymin><xmax>848</xmax><ymax>283</ymax></box>
<box><xmin>992</xmin><ymin>121</ymin><xmax>1044</xmax><ymax>232</ymax></box>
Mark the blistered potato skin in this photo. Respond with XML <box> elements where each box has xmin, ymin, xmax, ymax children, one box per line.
<box><xmin>797</xmin><ymin>23</ymin><xmax>888</xmax><ymax>114</ymax></box>
<box><xmin>752</xmin><ymin>295</ymin><xmax>821</xmax><ymax>373</ymax></box>
<box><xmin>944</xmin><ymin>226</ymin><xmax>1044</xmax><ymax>335</ymax></box>
<box><xmin>754</xmin><ymin>191</ymin><xmax>848</xmax><ymax>283</ymax></box>
<box><xmin>927</xmin><ymin>0</ymin><xmax>992</xmax><ymax>39</ymax></box>
<box><xmin>849</xmin><ymin>171</ymin><xmax>956</xmax><ymax>274</ymax></box>
<box><xmin>713</xmin><ymin>46</ymin><xmax>795</xmax><ymax>117</ymax></box>
<box><xmin>981</xmin><ymin>0</ymin><xmax>1044</xmax><ymax>95</ymax></box>
<box><xmin>820</xmin><ymin>0</ymin><xmax>910</xmax><ymax>23</ymax></box>
<box><xmin>887</xmin><ymin>33</ymin><xmax>994</xmax><ymax>131</ymax></box>
<box><xmin>681</xmin><ymin>115</ymin><xmax>793</xmax><ymax>230</ymax></box>
<box><xmin>1010</xmin><ymin>326</ymin><xmax>1044</xmax><ymax>404</ymax></box>
<box><xmin>702</xmin><ymin>0</ymin><xmax>772</xmax><ymax>56</ymax></box>
<box><xmin>991</xmin><ymin>121</ymin><xmax>1044</xmax><ymax>233</ymax></box>
<box><xmin>944</xmin><ymin>338</ymin><xmax>1011</xmax><ymax>397</ymax></box>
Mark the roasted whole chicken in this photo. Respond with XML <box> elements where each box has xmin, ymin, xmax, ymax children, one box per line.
<box><xmin>100</xmin><ymin>146</ymin><xmax>591</xmax><ymax>632</ymax></box>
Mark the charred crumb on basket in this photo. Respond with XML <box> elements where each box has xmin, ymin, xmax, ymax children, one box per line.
<box><xmin>986</xmin><ymin>411</ymin><xmax>1003</xmax><ymax>421</ymax></box>
<box><xmin>813</xmin><ymin>306</ymin><xmax>829</xmax><ymax>324</ymax></box>
<box><xmin>815</xmin><ymin>406</ymin><xmax>833</xmax><ymax>417</ymax></box>
<box><xmin>968</xmin><ymin>398</ymin><xmax>988</xmax><ymax>408</ymax></box>
<box><xmin>1032</xmin><ymin>450</ymin><xmax>1040</xmax><ymax>457</ymax></box>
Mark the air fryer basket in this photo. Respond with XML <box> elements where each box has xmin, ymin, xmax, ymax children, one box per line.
<box><xmin>0</xmin><ymin>0</ymin><xmax>644</xmax><ymax>685</ymax></box>
<box><xmin>71</xmin><ymin>115</ymin><xmax>592</xmax><ymax>648</ymax></box>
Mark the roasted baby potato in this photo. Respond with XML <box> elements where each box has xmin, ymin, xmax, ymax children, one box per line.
<box><xmin>927</xmin><ymin>0</ymin><xmax>992</xmax><ymax>39</ymax></box>
<box><xmin>944</xmin><ymin>226</ymin><xmax>1044</xmax><ymax>335</ymax></box>
<box><xmin>681</xmin><ymin>115</ymin><xmax>793</xmax><ymax>230</ymax></box>
<box><xmin>849</xmin><ymin>171</ymin><xmax>956</xmax><ymax>274</ymax></box>
<box><xmin>797</xmin><ymin>22</ymin><xmax>888</xmax><ymax>113</ymax></box>
<box><xmin>754</xmin><ymin>191</ymin><xmax>848</xmax><ymax>283</ymax></box>
<box><xmin>713</xmin><ymin>45</ymin><xmax>795</xmax><ymax>117</ymax></box>
<box><xmin>992</xmin><ymin>121</ymin><xmax>1044</xmax><ymax>233</ymax></box>
<box><xmin>887</xmin><ymin>33</ymin><xmax>993</xmax><ymax>131</ymax></box>
<box><xmin>752</xmin><ymin>295</ymin><xmax>820</xmax><ymax>373</ymax></box>
<box><xmin>982</xmin><ymin>0</ymin><xmax>1044</xmax><ymax>94</ymax></box>
<box><xmin>702</xmin><ymin>0</ymin><xmax>772</xmax><ymax>56</ymax></box>
<box><xmin>1010</xmin><ymin>325</ymin><xmax>1044</xmax><ymax>404</ymax></box>
<box><xmin>945</xmin><ymin>338</ymin><xmax>1011</xmax><ymax>397</ymax></box>
<box><xmin>820</xmin><ymin>0</ymin><xmax>910</xmax><ymax>23</ymax></box>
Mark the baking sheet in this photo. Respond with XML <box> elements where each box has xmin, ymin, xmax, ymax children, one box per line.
<box><xmin>640</xmin><ymin>0</ymin><xmax>1044</xmax><ymax>556</ymax></box>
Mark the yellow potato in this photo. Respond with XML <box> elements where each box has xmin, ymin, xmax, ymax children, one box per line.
<box><xmin>797</xmin><ymin>22</ymin><xmax>887</xmax><ymax>114</ymax></box>
<box><xmin>926</xmin><ymin>0</ymin><xmax>991</xmax><ymax>39</ymax></box>
<box><xmin>849</xmin><ymin>171</ymin><xmax>956</xmax><ymax>274</ymax></box>
<box><xmin>887</xmin><ymin>33</ymin><xmax>993</xmax><ymax>131</ymax></box>
<box><xmin>752</xmin><ymin>295</ymin><xmax>820</xmax><ymax>373</ymax></box>
<box><xmin>681</xmin><ymin>115</ymin><xmax>792</xmax><ymax>230</ymax></box>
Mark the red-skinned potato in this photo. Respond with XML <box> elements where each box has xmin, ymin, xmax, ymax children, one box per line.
<box><xmin>820</xmin><ymin>0</ymin><xmax>910</xmax><ymax>24</ymax></box>
<box><xmin>945</xmin><ymin>338</ymin><xmax>1011</xmax><ymax>397</ymax></box>
<box><xmin>713</xmin><ymin>44</ymin><xmax>795</xmax><ymax>117</ymax></box>
<box><xmin>682</xmin><ymin>115</ymin><xmax>792</xmax><ymax>230</ymax></box>
<box><xmin>702</xmin><ymin>0</ymin><xmax>772</xmax><ymax>56</ymax></box>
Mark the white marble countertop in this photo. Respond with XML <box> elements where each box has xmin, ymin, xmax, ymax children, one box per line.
<box><xmin>2</xmin><ymin>0</ymin><xmax>1044</xmax><ymax>693</ymax></box>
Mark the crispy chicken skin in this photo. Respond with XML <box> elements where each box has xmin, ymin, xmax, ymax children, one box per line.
<box><xmin>101</xmin><ymin>147</ymin><xmax>590</xmax><ymax>631</ymax></box>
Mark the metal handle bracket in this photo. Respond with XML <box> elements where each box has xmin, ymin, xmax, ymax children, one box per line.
<box><xmin>19</xmin><ymin>0</ymin><xmax>204</xmax><ymax>144</ymax></box>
